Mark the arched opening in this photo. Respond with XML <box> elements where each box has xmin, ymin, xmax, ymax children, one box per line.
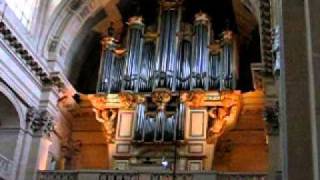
<box><xmin>0</xmin><ymin>92</ymin><xmax>21</xmax><ymax>159</ymax></box>
<box><xmin>0</xmin><ymin>90</ymin><xmax>22</xmax><ymax>180</ymax></box>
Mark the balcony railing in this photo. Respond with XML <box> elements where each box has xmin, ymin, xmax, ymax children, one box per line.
<box><xmin>0</xmin><ymin>153</ymin><xmax>13</xmax><ymax>179</ymax></box>
<box><xmin>37</xmin><ymin>170</ymin><xmax>267</xmax><ymax>180</ymax></box>
<box><xmin>216</xmin><ymin>172</ymin><xmax>267</xmax><ymax>180</ymax></box>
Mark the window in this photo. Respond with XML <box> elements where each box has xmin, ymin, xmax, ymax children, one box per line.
<box><xmin>6</xmin><ymin>0</ymin><xmax>39</xmax><ymax>30</ymax></box>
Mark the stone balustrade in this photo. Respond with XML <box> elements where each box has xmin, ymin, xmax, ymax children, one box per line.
<box><xmin>37</xmin><ymin>170</ymin><xmax>266</xmax><ymax>180</ymax></box>
<box><xmin>0</xmin><ymin>153</ymin><xmax>13</xmax><ymax>179</ymax></box>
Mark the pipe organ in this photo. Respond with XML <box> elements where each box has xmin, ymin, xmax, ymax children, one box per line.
<box><xmin>91</xmin><ymin>0</ymin><xmax>241</xmax><ymax>171</ymax></box>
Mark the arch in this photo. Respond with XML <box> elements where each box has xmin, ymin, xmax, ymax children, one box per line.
<box><xmin>39</xmin><ymin>0</ymin><xmax>121</xmax><ymax>90</ymax></box>
<box><xmin>0</xmin><ymin>83</ymin><xmax>25</xmax><ymax>164</ymax></box>
<box><xmin>0</xmin><ymin>93</ymin><xmax>20</xmax><ymax>128</ymax></box>
<box><xmin>0</xmin><ymin>82</ymin><xmax>25</xmax><ymax>129</ymax></box>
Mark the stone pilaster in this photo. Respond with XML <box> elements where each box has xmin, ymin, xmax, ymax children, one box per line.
<box><xmin>17</xmin><ymin>107</ymin><xmax>55</xmax><ymax>180</ymax></box>
<box><xmin>305</xmin><ymin>0</ymin><xmax>320</xmax><ymax>179</ymax></box>
<box><xmin>263</xmin><ymin>102</ymin><xmax>281</xmax><ymax>180</ymax></box>
<box><xmin>280</xmin><ymin>0</ymin><xmax>315</xmax><ymax>179</ymax></box>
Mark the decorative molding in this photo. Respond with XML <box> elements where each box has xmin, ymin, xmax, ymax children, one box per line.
<box><xmin>259</xmin><ymin>0</ymin><xmax>273</xmax><ymax>74</ymax></box>
<box><xmin>184</xmin><ymin>89</ymin><xmax>206</xmax><ymax>108</ymax></box>
<box><xmin>0</xmin><ymin>21</ymin><xmax>65</xmax><ymax>89</ymax></box>
<box><xmin>26</xmin><ymin>107</ymin><xmax>54</xmax><ymax>136</ymax></box>
<box><xmin>151</xmin><ymin>89</ymin><xmax>172</xmax><ymax>110</ymax></box>
<box><xmin>94</xmin><ymin>109</ymin><xmax>117</xmax><ymax>143</ymax></box>
<box><xmin>207</xmin><ymin>92</ymin><xmax>242</xmax><ymax>144</ymax></box>
<box><xmin>119</xmin><ymin>91</ymin><xmax>138</xmax><ymax>110</ymax></box>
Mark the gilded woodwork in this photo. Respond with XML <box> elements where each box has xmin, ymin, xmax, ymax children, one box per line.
<box><xmin>119</xmin><ymin>91</ymin><xmax>138</xmax><ymax>110</ymax></box>
<box><xmin>151</xmin><ymin>89</ymin><xmax>172</xmax><ymax>110</ymax></box>
<box><xmin>127</xmin><ymin>16</ymin><xmax>144</xmax><ymax>26</ymax></box>
<box><xmin>159</xmin><ymin>0</ymin><xmax>183</xmax><ymax>10</ymax></box>
<box><xmin>207</xmin><ymin>91</ymin><xmax>241</xmax><ymax>144</ymax></box>
<box><xmin>63</xmin><ymin>90</ymin><xmax>241</xmax><ymax>144</ymax></box>
<box><xmin>209</xmin><ymin>40</ymin><xmax>222</xmax><ymax>55</ymax></box>
<box><xmin>94</xmin><ymin>109</ymin><xmax>117</xmax><ymax>143</ymax></box>
<box><xmin>184</xmin><ymin>89</ymin><xmax>206</xmax><ymax>108</ymax></box>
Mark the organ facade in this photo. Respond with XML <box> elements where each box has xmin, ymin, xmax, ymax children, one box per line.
<box><xmin>90</xmin><ymin>0</ymin><xmax>241</xmax><ymax>171</ymax></box>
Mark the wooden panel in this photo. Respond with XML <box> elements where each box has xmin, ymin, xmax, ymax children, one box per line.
<box><xmin>185</xmin><ymin>109</ymin><xmax>207</xmax><ymax>140</ymax></box>
<box><xmin>190</xmin><ymin>111</ymin><xmax>204</xmax><ymax>137</ymax></box>
<box><xmin>188</xmin><ymin>143</ymin><xmax>204</xmax><ymax>154</ymax></box>
<box><xmin>188</xmin><ymin>160</ymin><xmax>203</xmax><ymax>171</ymax></box>
<box><xmin>116</xmin><ymin>111</ymin><xmax>134</xmax><ymax>140</ymax></box>
<box><xmin>116</xmin><ymin>144</ymin><xmax>131</xmax><ymax>154</ymax></box>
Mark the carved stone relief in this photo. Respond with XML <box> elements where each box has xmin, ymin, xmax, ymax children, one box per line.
<box><xmin>26</xmin><ymin>107</ymin><xmax>54</xmax><ymax>136</ymax></box>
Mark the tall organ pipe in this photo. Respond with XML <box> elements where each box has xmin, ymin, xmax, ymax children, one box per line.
<box><xmin>139</xmin><ymin>41</ymin><xmax>156</xmax><ymax>92</ymax></box>
<box><xmin>177</xmin><ymin>39</ymin><xmax>192</xmax><ymax>90</ymax></box>
<box><xmin>208</xmin><ymin>53</ymin><xmax>220</xmax><ymax>90</ymax></box>
<box><xmin>110</xmin><ymin>55</ymin><xmax>125</xmax><ymax>92</ymax></box>
<box><xmin>191</xmin><ymin>12</ymin><xmax>210</xmax><ymax>90</ymax></box>
<box><xmin>221</xmin><ymin>30</ymin><xmax>234</xmax><ymax>90</ymax></box>
<box><xmin>208</xmin><ymin>40</ymin><xmax>222</xmax><ymax>90</ymax></box>
<box><xmin>122</xmin><ymin>16</ymin><xmax>144</xmax><ymax>92</ymax></box>
<box><xmin>175</xmin><ymin>101</ymin><xmax>186</xmax><ymax>140</ymax></box>
<box><xmin>134</xmin><ymin>99</ymin><xmax>146</xmax><ymax>141</ymax></box>
<box><xmin>153</xmin><ymin>1</ymin><xmax>182</xmax><ymax>90</ymax></box>
<box><xmin>96</xmin><ymin>37</ymin><xmax>117</xmax><ymax>93</ymax></box>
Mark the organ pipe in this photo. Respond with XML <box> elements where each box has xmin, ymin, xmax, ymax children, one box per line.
<box><xmin>134</xmin><ymin>101</ymin><xmax>146</xmax><ymax>141</ymax></box>
<box><xmin>208</xmin><ymin>40</ymin><xmax>222</xmax><ymax>90</ymax></box>
<box><xmin>97</xmin><ymin>37</ymin><xmax>117</xmax><ymax>93</ymax></box>
<box><xmin>221</xmin><ymin>30</ymin><xmax>234</xmax><ymax>90</ymax></box>
<box><xmin>96</xmin><ymin>0</ymin><xmax>240</xmax><ymax>143</ymax></box>
<box><xmin>153</xmin><ymin>0</ymin><xmax>182</xmax><ymax>90</ymax></box>
<box><xmin>122</xmin><ymin>16</ymin><xmax>144</xmax><ymax>92</ymax></box>
<box><xmin>175</xmin><ymin>101</ymin><xmax>185</xmax><ymax>140</ymax></box>
<box><xmin>191</xmin><ymin>12</ymin><xmax>210</xmax><ymax>90</ymax></box>
<box><xmin>177</xmin><ymin>39</ymin><xmax>192</xmax><ymax>90</ymax></box>
<box><xmin>110</xmin><ymin>53</ymin><xmax>125</xmax><ymax>92</ymax></box>
<box><xmin>139</xmin><ymin>41</ymin><xmax>156</xmax><ymax>92</ymax></box>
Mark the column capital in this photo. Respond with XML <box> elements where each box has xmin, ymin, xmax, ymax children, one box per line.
<box><xmin>26</xmin><ymin>107</ymin><xmax>54</xmax><ymax>137</ymax></box>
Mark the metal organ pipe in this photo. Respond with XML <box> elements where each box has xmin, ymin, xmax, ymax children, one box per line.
<box><xmin>154</xmin><ymin>0</ymin><xmax>182</xmax><ymax>90</ymax></box>
<box><xmin>175</xmin><ymin>101</ymin><xmax>186</xmax><ymax>140</ymax></box>
<box><xmin>177</xmin><ymin>39</ymin><xmax>192</xmax><ymax>90</ymax></box>
<box><xmin>95</xmin><ymin>0</ymin><xmax>241</xmax><ymax>144</ymax></box>
<box><xmin>139</xmin><ymin>41</ymin><xmax>156</xmax><ymax>92</ymax></box>
<box><xmin>110</xmin><ymin>55</ymin><xmax>125</xmax><ymax>92</ymax></box>
<box><xmin>122</xmin><ymin>16</ymin><xmax>144</xmax><ymax>92</ymax></box>
<box><xmin>221</xmin><ymin>30</ymin><xmax>234</xmax><ymax>90</ymax></box>
<box><xmin>191</xmin><ymin>12</ymin><xmax>210</xmax><ymax>90</ymax></box>
<box><xmin>96</xmin><ymin>37</ymin><xmax>117</xmax><ymax>93</ymax></box>
<box><xmin>208</xmin><ymin>40</ymin><xmax>222</xmax><ymax>90</ymax></box>
<box><xmin>134</xmin><ymin>102</ymin><xmax>146</xmax><ymax>141</ymax></box>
